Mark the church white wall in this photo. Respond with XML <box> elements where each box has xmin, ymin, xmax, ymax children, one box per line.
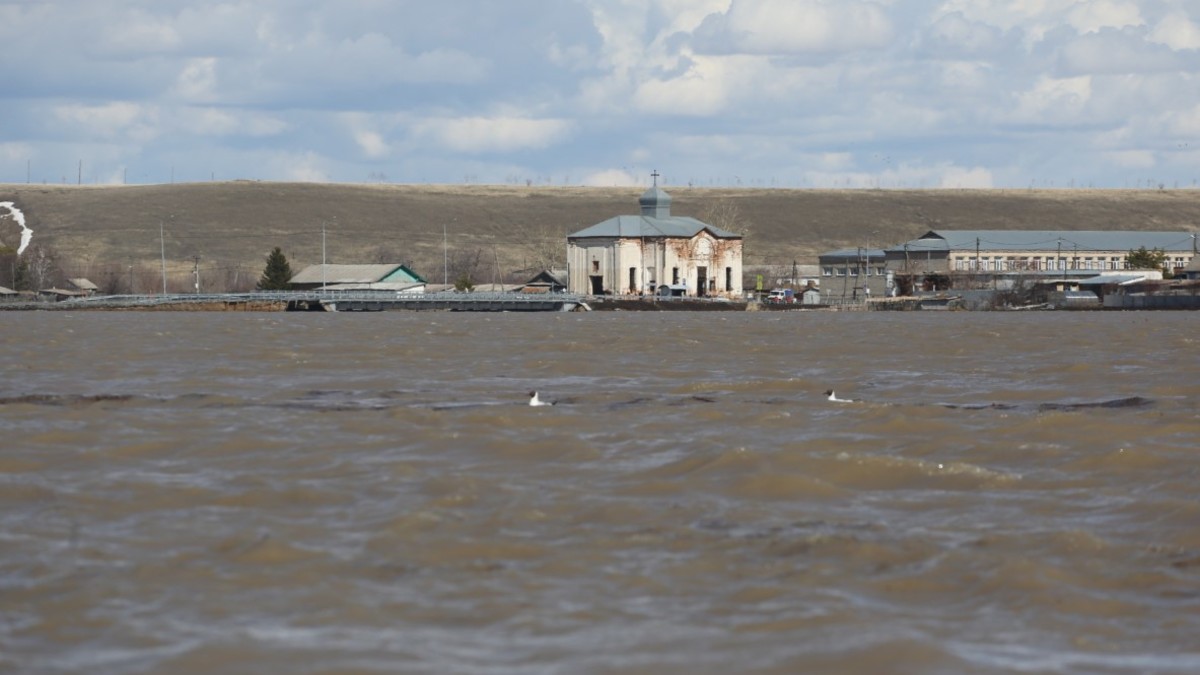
<box><xmin>568</xmin><ymin>235</ymin><xmax>743</xmax><ymax>297</ymax></box>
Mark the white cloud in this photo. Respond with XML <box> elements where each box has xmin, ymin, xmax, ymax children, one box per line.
<box><xmin>1057</xmin><ymin>29</ymin><xmax>1184</xmax><ymax>74</ymax></box>
<box><xmin>172</xmin><ymin>58</ymin><xmax>219</xmax><ymax>103</ymax></box>
<box><xmin>695</xmin><ymin>0</ymin><xmax>894</xmax><ymax>54</ymax></box>
<box><xmin>581</xmin><ymin>168</ymin><xmax>640</xmax><ymax>186</ymax></box>
<box><xmin>1012</xmin><ymin>75</ymin><xmax>1092</xmax><ymax>123</ymax></box>
<box><xmin>3</xmin><ymin>0</ymin><xmax>1199</xmax><ymax>189</ymax></box>
<box><xmin>939</xmin><ymin>166</ymin><xmax>994</xmax><ymax>188</ymax></box>
<box><xmin>354</xmin><ymin>131</ymin><xmax>389</xmax><ymax>159</ymax></box>
<box><xmin>413</xmin><ymin>116</ymin><xmax>573</xmax><ymax>154</ymax></box>
<box><xmin>178</xmin><ymin>108</ymin><xmax>288</xmax><ymax>138</ymax></box>
<box><xmin>922</xmin><ymin>12</ymin><xmax>1007</xmax><ymax>56</ymax></box>
<box><xmin>1164</xmin><ymin>104</ymin><xmax>1200</xmax><ymax>136</ymax></box>
<box><xmin>632</xmin><ymin>54</ymin><xmax>750</xmax><ymax>116</ymax></box>
<box><xmin>0</xmin><ymin>142</ymin><xmax>32</xmax><ymax>162</ymax></box>
<box><xmin>52</xmin><ymin>102</ymin><xmax>160</xmax><ymax>143</ymax></box>
<box><xmin>1149</xmin><ymin>11</ymin><xmax>1200</xmax><ymax>49</ymax></box>
<box><xmin>277</xmin><ymin>152</ymin><xmax>330</xmax><ymax>183</ymax></box>
<box><xmin>1066</xmin><ymin>0</ymin><xmax>1144</xmax><ymax>34</ymax></box>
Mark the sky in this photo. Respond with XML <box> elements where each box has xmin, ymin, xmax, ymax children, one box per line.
<box><xmin>2</xmin><ymin>0</ymin><xmax>1199</xmax><ymax>189</ymax></box>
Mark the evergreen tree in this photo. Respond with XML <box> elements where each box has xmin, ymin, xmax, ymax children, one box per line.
<box><xmin>257</xmin><ymin>247</ymin><xmax>294</xmax><ymax>290</ymax></box>
<box><xmin>1126</xmin><ymin>246</ymin><xmax>1169</xmax><ymax>275</ymax></box>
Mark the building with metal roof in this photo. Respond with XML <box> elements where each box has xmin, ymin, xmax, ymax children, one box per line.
<box><xmin>567</xmin><ymin>180</ymin><xmax>743</xmax><ymax>297</ymax></box>
<box><xmin>289</xmin><ymin>263</ymin><xmax>426</xmax><ymax>292</ymax></box>
<box><xmin>882</xmin><ymin>229</ymin><xmax>1197</xmax><ymax>294</ymax></box>
<box><xmin>817</xmin><ymin>248</ymin><xmax>889</xmax><ymax>300</ymax></box>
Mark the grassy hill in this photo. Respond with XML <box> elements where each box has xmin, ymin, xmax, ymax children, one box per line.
<box><xmin>2</xmin><ymin>181</ymin><xmax>1199</xmax><ymax>292</ymax></box>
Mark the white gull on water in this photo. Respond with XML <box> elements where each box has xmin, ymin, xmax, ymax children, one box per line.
<box><xmin>0</xmin><ymin>202</ymin><xmax>33</xmax><ymax>254</ymax></box>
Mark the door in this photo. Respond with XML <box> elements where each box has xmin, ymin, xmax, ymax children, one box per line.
<box><xmin>590</xmin><ymin>275</ymin><xmax>604</xmax><ymax>295</ymax></box>
<box><xmin>696</xmin><ymin>266</ymin><xmax>707</xmax><ymax>297</ymax></box>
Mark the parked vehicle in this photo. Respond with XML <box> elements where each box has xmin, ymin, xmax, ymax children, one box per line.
<box><xmin>766</xmin><ymin>288</ymin><xmax>796</xmax><ymax>303</ymax></box>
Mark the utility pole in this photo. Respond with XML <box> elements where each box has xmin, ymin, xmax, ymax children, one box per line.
<box><xmin>160</xmin><ymin>221</ymin><xmax>167</xmax><ymax>294</ymax></box>
<box><xmin>322</xmin><ymin>223</ymin><xmax>327</xmax><ymax>293</ymax></box>
<box><xmin>443</xmin><ymin>222</ymin><xmax>448</xmax><ymax>285</ymax></box>
<box><xmin>128</xmin><ymin>262</ymin><xmax>134</xmax><ymax>295</ymax></box>
<box><xmin>193</xmin><ymin>256</ymin><xmax>200</xmax><ymax>294</ymax></box>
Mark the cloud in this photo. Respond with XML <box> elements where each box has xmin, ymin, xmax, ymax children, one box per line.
<box><xmin>412</xmin><ymin>116</ymin><xmax>574</xmax><ymax>154</ymax></box>
<box><xmin>3</xmin><ymin>0</ymin><xmax>1200</xmax><ymax>190</ymax></box>
<box><xmin>274</xmin><ymin>152</ymin><xmax>331</xmax><ymax>183</ymax></box>
<box><xmin>1149</xmin><ymin>11</ymin><xmax>1200</xmax><ymax>49</ymax></box>
<box><xmin>938</xmin><ymin>166</ymin><xmax>994</xmax><ymax>188</ymax></box>
<box><xmin>52</xmin><ymin>102</ymin><xmax>160</xmax><ymax>142</ymax></box>
<box><xmin>631</xmin><ymin>54</ymin><xmax>752</xmax><ymax>116</ymax></box>
<box><xmin>694</xmin><ymin>0</ymin><xmax>894</xmax><ymax>55</ymax></box>
<box><xmin>1056</xmin><ymin>28</ymin><xmax>1185</xmax><ymax>75</ymax></box>
<box><xmin>1011</xmin><ymin>75</ymin><xmax>1092</xmax><ymax>124</ymax></box>
<box><xmin>919</xmin><ymin>12</ymin><xmax>1008</xmax><ymax>57</ymax></box>
<box><xmin>172</xmin><ymin>58</ymin><xmax>219</xmax><ymax>103</ymax></box>
<box><xmin>581</xmin><ymin>169</ymin><xmax>640</xmax><ymax>186</ymax></box>
<box><xmin>1065</xmin><ymin>0</ymin><xmax>1144</xmax><ymax>34</ymax></box>
<box><xmin>177</xmin><ymin>108</ymin><xmax>288</xmax><ymax>138</ymax></box>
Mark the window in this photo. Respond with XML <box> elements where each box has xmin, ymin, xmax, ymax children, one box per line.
<box><xmin>822</xmin><ymin>267</ymin><xmax>833</xmax><ymax>277</ymax></box>
<box><xmin>725</xmin><ymin>267</ymin><xmax>732</xmax><ymax>291</ymax></box>
<box><xmin>629</xmin><ymin>267</ymin><xmax>636</xmax><ymax>293</ymax></box>
<box><xmin>672</xmin><ymin>267</ymin><xmax>679</xmax><ymax>284</ymax></box>
<box><xmin>592</xmin><ymin>260</ymin><xmax>600</xmax><ymax>273</ymax></box>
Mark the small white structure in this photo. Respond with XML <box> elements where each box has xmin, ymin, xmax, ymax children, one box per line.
<box><xmin>567</xmin><ymin>182</ymin><xmax>743</xmax><ymax>298</ymax></box>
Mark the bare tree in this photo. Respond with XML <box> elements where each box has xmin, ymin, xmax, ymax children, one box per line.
<box><xmin>700</xmin><ymin>198</ymin><xmax>753</xmax><ymax>239</ymax></box>
<box><xmin>23</xmin><ymin>243</ymin><xmax>61</xmax><ymax>291</ymax></box>
<box><xmin>447</xmin><ymin>247</ymin><xmax>484</xmax><ymax>291</ymax></box>
<box><xmin>480</xmin><ymin>210</ymin><xmax>567</xmax><ymax>274</ymax></box>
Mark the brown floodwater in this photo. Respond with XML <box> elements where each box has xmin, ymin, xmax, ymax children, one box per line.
<box><xmin>2</xmin><ymin>310</ymin><xmax>1199</xmax><ymax>674</ymax></box>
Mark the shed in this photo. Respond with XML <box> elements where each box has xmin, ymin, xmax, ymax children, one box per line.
<box><xmin>522</xmin><ymin>269</ymin><xmax>568</xmax><ymax>294</ymax></box>
<box><xmin>67</xmin><ymin>278</ymin><xmax>99</xmax><ymax>294</ymax></box>
<box><xmin>800</xmin><ymin>285</ymin><xmax>821</xmax><ymax>305</ymax></box>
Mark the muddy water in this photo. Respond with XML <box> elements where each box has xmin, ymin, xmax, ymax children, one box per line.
<box><xmin>2</xmin><ymin>311</ymin><xmax>1199</xmax><ymax>674</ymax></box>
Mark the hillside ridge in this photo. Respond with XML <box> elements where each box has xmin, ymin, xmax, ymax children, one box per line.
<box><xmin>3</xmin><ymin>182</ymin><xmax>1198</xmax><ymax>290</ymax></box>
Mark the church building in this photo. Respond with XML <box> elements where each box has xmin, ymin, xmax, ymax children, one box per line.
<box><xmin>566</xmin><ymin>180</ymin><xmax>743</xmax><ymax>298</ymax></box>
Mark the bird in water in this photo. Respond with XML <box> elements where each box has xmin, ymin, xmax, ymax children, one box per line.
<box><xmin>528</xmin><ymin>391</ymin><xmax>554</xmax><ymax>407</ymax></box>
<box><xmin>825</xmin><ymin>389</ymin><xmax>857</xmax><ymax>403</ymax></box>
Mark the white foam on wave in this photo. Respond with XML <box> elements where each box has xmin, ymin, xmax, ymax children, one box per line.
<box><xmin>0</xmin><ymin>201</ymin><xmax>33</xmax><ymax>255</ymax></box>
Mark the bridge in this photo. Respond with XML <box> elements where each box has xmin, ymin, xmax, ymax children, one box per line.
<box><xmin>56</xmin><ymin>290</ymin><xmax>591</xmax><ymax>312</ymax></box>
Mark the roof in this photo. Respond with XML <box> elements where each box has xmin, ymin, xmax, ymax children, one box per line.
<box><xmin>569</xmin><ymin>214</ymin><xmax>741</xmax><ymax>239</ymax></box>
<box><xmin>1077</xmin><ymin>274</ymin><xmax>1149</xmax><ymax>286</ymax></box>
<box><xmin>569</xmin><ymin>185</ymin><xmax>742</xmax><ymax>239</ymax></box>
<box><xmin>525</xmin><ymin>269</ymin><xmax>567</xmax><ymax>286</ymax></box>
<box><xmin>891</xmin><ymin>230</ymin><xmax>1197</xmax><ymax>254</ymax></box>
<box><xmin>0</xmin><ymin>285</ymin><xmax>16</xmax><ymax>295</ymax></box>
<box><xmin>818</xmin><ymin>248</ymin><xmax>887</xmax><ymax>260</ymax></box>
<box><xmin>323</xmin><ymin>282</ymin><xmax>425</xmax><ymax>292</ymax></box>
<box><xmin>39</xmin><ymin>287</ymin><xmax>89</xmax><ymax>297</ymax></box>
<box><xmin>67</xmin><ymin>278</ymin><xmax>99</xmax><ymax>291</ymax></box>
<box><xmin>290</xmin><ymin>263</ymin><xmax>426</xmax><ymax>285</ymax></box>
